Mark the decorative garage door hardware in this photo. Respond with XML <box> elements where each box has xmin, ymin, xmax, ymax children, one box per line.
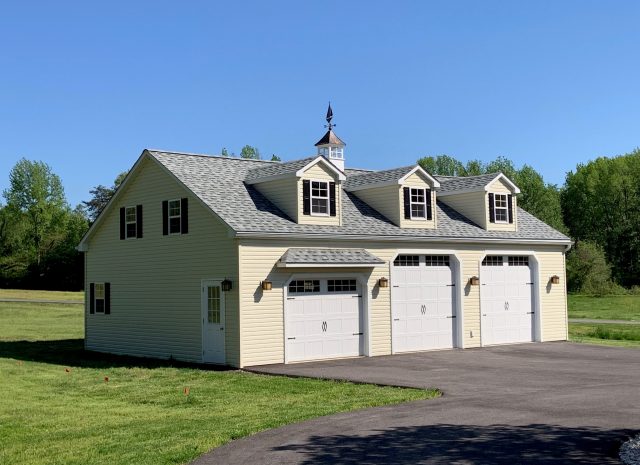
<box><xmin>321</xmin><ymin>321</ymin><xmax>327</xmax><ymax>332</ymax></box>
<box><xmin>421</xmin><ymin>305</ymin><xmax>426</xmax><ymax>315</ymax></box>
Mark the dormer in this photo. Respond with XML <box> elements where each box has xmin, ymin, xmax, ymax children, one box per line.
<box><xmin>244</xmin><ymin>106</ymin><xmax>351</xmax><ymax>226</ymax></box>
<box><xmin>436</xmin><ymin>172</ymin><xmax>520</xmax><ymax>232</ymax></box>
<box><xmin>345</xmin><ymin>165</ymin><xmax>440</xmax><ymax>229</ymax></box>
<box><xmin>245</xmin><ymin>156</ymin><xmax>346</xmax><ymax>226</ymax></box>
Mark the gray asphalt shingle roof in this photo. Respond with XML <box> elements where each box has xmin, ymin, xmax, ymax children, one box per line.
<box><xmin>435</xmin><ymin>173</ymin><xmax>501</xmax><ymax>193</ymax></box>
<box><xmin>244</xmin><ymin>156</ymin><xmax>316</xmax><ymax>182</ymax></box>
<box><xmin>344</xmin><ymin>166</ymin><xmax>416</xmax><ymax>190</ymax></box>
<box><xmin>279</xmin><ymin>248</ymin><xmax>385</xmax><ymax>266</ymax></box>
<box><xmin>148</xmin><ymin>150</ymin><xmax>570</xmax><ymax>243</ymax></box>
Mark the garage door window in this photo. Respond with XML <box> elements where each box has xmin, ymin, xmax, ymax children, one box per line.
<box><xmin>508</xmin><ymin>256</ymin><xmax>529</xmax><ymax>266</ymax></box>
<box><xmin>394</xmin><ymin>255</ymin><xmax>420</xmax><ymax>266</ymax></box>
<box><xmin>328</xmin><ymin>279</ymin><xmax>357</xmax><ymax>292</ymax></box>
<box><xmin>482</xmin><ymin>255</ymin><xmax>503</xmax><ymax>266</ymax></box>
<box><xmin>424</xmin><ymin>255</ymin><xmax>450</xmax><ymax>266</ymax></box>
<box><xmin>289</xmin><ymin>280</ymin><xmax>320</xmax><ymax>293</ymax></box>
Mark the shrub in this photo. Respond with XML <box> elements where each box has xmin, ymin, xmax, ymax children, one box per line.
<box><xmin>566</xmin><ymin>241</ymin><xmax>619</xmax><ymax>295</ymax></box>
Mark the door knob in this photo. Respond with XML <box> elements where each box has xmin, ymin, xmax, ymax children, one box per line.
<box><xmin>219</xmin><ymin>327</ymin><xmax>224</xmax><ymax>330</ymax></box>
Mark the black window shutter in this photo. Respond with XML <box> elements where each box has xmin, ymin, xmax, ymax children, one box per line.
<box><xmin>403</xmin><ymin>187</ymin><xmax>411</xmax><ymax>219</ymax></box>
<box><xmin>89</xmin><ymin>283</ymin><xmax>95</xmax><ymax>314</ymax></box>
<box><xmin>119</xmin><ymin>207</ymin><xmax>125</xmax><ymax>240</ymax></box>
<box><xmin>104</xmin><ymin>282</ymin><xmax>111</xmax><ymax>315</ymax></box>
<box><xmin>162</xmin><ymin>201</ymin><xmax>168</xmax><ymax>235</ymax></box>
<box><xmin>488</xmin><ymin>193</ymin><xmax>495</xmax><ymax>223</ymax></box>
<box><xmin>180</xmin><ymin>198</ymin><xmax>189</xmax><ymax>234</ymax></box>
<box><xmin>302</xmin><ymin>180</ymin><xmax>311</xmax><ymax>215</ymax></box>
<box><xmin>329</xmin><ymin>182</ymin><xmax>336</xmax><ymax>217</ymax></box>
<box><xmin>507</xmin><ymin>194</ymin><xmax>514</xmax><ymax>224</ymax></box>
<box><xmin>426</xmin><ymin>189</ymin><xmax>433</xmax><ymax>220</ymax></box>
<box><xmin>136</xmin><ymin>205</ymin><xmax>143</xmax><ymax>238</ymax></box>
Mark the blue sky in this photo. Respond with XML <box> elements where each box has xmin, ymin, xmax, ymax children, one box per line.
<box><xmin>1</xmin><ymin>1</ymin><xmax>638</xmax><ymax>207</ymax></box>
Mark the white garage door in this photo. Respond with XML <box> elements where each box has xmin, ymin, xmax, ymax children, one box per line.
<box><xmin>285</xmin><ymin>278</ymin><xmax>364</xmax><ymax>363</ymax></box>
<box><xmin>481</xmin><ymin>255</ymin><xmax>535</xmax><ymax>345</ymax></box>
<box><xmin>391</xmin><ymin>255</ymin><xmax>456</xmax><ymax>353</ymax></box>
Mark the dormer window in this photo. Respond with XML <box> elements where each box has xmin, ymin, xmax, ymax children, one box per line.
<box><xmin>493</xmin><ymin>194</ymin><xmax>509</xmax><ymax>223</ymax></box>
<box><xmin>311</xmin><ymin>181</ymin><xmax>329</xmax><ymax>215</ymax></box>
<box><xmin>410</xmin><ymin>188</ymin><xmax>427</xmax><ymax>219</ymax></box>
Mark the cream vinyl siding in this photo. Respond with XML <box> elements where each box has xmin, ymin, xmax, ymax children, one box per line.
<box><xmin>399</xmin><ymin>172</ymin><xmax>436</xmax><ymax>229</ymax></box>
<box><xmin>439</xmin><ymin>192</ymin><xmax>487</xmax><ymax>229</ymax></box>
<box><xmin>238</xmin><ymin>239</ymin><xmax>568</xmax><ymax>367</ymax></box>
<box><xmin>486</xmin><ymin>178</ymin><xmax>518</xmax><ymax>232</ymax></box>
<box><xmin>85</xmin><ymin>157</ymin><xmax>240</xmax><ymax>366</ymax></box>
<box><xmin>352</xmin><ymin>185</ymin><xmax>401</xmax><ymax>226</ymax></box>
<box><xmin>252</xmin><ymin>177</ymin><xmax>298</xmax><ymax>222</ymax></box>
<box><xmin>537</xmin><ymin>250</ymin><xmax>568</xmax><ymax>341</ymax></box>
<box><xmin>297</xmin><ymin>162</ymin><xmax>341</xmax><ymax>226</ymax></box>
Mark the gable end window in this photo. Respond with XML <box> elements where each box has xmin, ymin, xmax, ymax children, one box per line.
<box><xmin>403</xmin><ymin>187</ymin><xmax>432</xmax><ymax>221</ymax></box>
<box><xmin>119</xmin><ymin>205</ymin><xmax>143</xmax><ymax>239</ymax></box>
<box><xmin>303</xmin><ymin>180</ymin><xmax>337</xmax><ymax>217</ymax></box>
<box><xmin>162</xmin><ymin>198</ymin><xmax>189</xmax><ymax>235</ymax></box>
<box><xmin>89</xmin><ymin>282</ymin><xmax>111</xmax><ymax>315</ymax></box>
<box><xmin>489</xmin><ymin>193</ymin><xmax>513</xmax><ymax>224</ymax></box>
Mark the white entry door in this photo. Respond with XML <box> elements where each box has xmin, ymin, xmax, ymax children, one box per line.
<box><xmin>285</xmin><ymin>278</ymin><xmax>364</xmax><ymax>363</ymax></box>
<box><xmin>202</xmin><ymin>280</ymin><xmax>225</xmax><ymax>363</ymax></box>
<box><xmin>391</xmin><ymin>255</ymin><xmax>456</xmax><ymax>353</ymax></box>
<box><xmin>481</xmin><ymin>255</ymin><xmax>535</xmax><ymax>345</ymax></box>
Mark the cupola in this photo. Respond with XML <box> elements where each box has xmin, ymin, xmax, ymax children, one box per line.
<box><xmin>315</xmin><ymin>103</ymin><xmax>346</xmax><ymax>171</ymax></box>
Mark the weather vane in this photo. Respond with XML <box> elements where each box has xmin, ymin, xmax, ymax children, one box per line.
<box><xmin>324</xmin><ymin>102</ymin><xmax>335</xmax><ymax>130</ymax></box>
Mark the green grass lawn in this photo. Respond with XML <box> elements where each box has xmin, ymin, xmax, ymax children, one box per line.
<box><xmin>569</xmin><ymin>322</ymin><xmax>640</xmax><ymax>348</ymax></box>
<box><xmin>568</xmin><ymin>294</ymin><xmax>640</xmax><ymax>321</ymax></box>
<box><xmin>0</xmin><ymin>288</ymin><xmax>84</xmax><ymax>301</ymax></box>
<box><xmin>0</xmin><ymin>299</ymin><xmax>438</xmax><ymax>465</ymax></box>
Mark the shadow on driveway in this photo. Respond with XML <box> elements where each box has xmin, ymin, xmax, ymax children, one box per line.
<box><xmin>0</xmin><ymin>339</ymin><xmax>233</xmax><ymax>371</ymax></box>
<box><xmin>273</xmin><ymin>423</ymin><xmax>631</xmax><ymax>465</ymax></box>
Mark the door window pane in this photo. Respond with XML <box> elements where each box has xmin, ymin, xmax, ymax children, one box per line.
<box><xmin>207</xmin><ymin>286</ymin><xmax>221</xmax><ymax>324</ymax></box>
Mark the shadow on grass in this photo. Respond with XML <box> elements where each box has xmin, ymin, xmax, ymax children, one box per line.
<box><xmin>0</xmin><ymin>339</ymin><xmax>233</xmax><ymax>371</ymax></box>
<box><xmin>271</xmin><ymin>423</ymin><xmax>632</xmax><ymax>465</ymax></box>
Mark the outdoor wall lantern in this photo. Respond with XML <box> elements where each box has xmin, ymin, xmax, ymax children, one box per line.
<box><xmin>550</xmin><ymin>275</ymin><xmax>560</xmax><ymax>285</ymax></box>
<box><xmin>221</xmin><ymin>279</ymin><xmax>233</xmax><ymax>292</ymax></box>
<box><xmin>378</xmin><ymin>277</ymin><xmax>389</xmax><ymax>288</ymax></box>
<box><xmin>469</xmin><ymin>276</ymin><xmax>480</xmax><ymax>286</ymax></box>
<box><xmin>261</xmin><ymin>280</ymin><xmax>273</xmax><ymax>291</ymax></box>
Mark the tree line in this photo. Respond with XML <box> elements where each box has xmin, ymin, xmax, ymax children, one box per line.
<box><xmin>1</xmin><ymin>148</ymin><xmax>638</xmax><ymax>293</ymax></box>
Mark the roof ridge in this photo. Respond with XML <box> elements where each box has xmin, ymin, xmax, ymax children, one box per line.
<box><xmin>245</xmin><ymin>155</ymin><xmax>317</xmax><ymax>173</ymax></box>
<box><xmin>436</xmin><ymin>172</ymin><xmax>501</xmax><ymax>179</ymax></box>
<box><xmin>147</xmin><ymin>149</ymin><xmax>280</xmax><ymax>164</ymax></box>
<box><xmin>349</xmin><ymin>164</ymin><xmax>416</xmax><ymax>178</ymax></box>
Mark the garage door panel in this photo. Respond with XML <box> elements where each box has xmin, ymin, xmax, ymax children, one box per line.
<box><xmin>286</xmin><ymin>279</ymin><xmax>364</xmax><ymax>363</ymax></box>
<box><xmin>392</xmin><ymin>258</ymin><xmax>456</xmax><ymax>353</ymax></box>
<box><xmin>481</xmin><ymin>258</ymin><xmax>534</xmax><ymax>346</ymax></box>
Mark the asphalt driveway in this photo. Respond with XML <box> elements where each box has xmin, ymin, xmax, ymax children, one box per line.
<box><xmin>193</xmin><ymin>342</ymin><xmax>639</xmax><ymax>464</ymax></box>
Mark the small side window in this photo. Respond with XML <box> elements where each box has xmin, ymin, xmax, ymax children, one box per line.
<box><xmin>94</xmin><ymin>283</ymin><xmax>105</xmax><ymax>313</ymax></box>
<box><xmin>125</xmin><ymin>206</ymin><xmax>137</xmax><ymax>238</ymax></box>
<box><xmin>168</xmin><ymin>199</ymin><xmax>181</xmax><ymax>234</ymax></box>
